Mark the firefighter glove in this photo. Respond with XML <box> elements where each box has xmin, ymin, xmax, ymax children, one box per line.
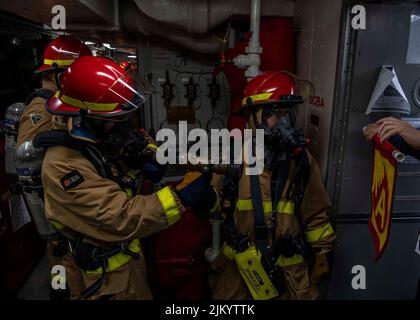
<box><xmin>141</xmin><ymin>160</ymin><xmax>167</xmax><ymax>183</ymax></box>
<box><xmin>176</xmin><ymin>171</ymin><xmax>214</xmax><ymax>212</ymax></box>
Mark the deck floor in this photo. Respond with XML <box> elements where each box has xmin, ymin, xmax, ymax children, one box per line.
<box><xmin>17</xmin><ymin>253</ymin><xmax>49</xmax><ymax>300</ymax></box>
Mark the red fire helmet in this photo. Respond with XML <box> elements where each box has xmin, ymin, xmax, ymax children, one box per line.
<box><xmin>237</xmin><ymin>71</ymin><xmax>304</xmax><ymax>115</ymax></box>
<box><xmin>35</xmin><ymin>36</ymin><xmax>92</xmax><ymax>74</ymax></box>
<box><xmin>47</xmin><ymin>56</ymin><xmax>147</xmax><ymax>119</ymax></box>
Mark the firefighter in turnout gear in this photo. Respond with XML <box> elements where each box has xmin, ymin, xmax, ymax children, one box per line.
<box><xmin>17</xmin><ymin>36</ymin><xmax>92</xmax><ymax>146</ymax></box>
<box><xmin>34</xmin><ymin>56</ymin><xmax>213</xmax><ymax>299</ymax></box>
<box><xmin>209</xmin><ymin>71</ymin><xmax>335</xmax><ymax>300</ymax></box>
<box><xmin>15</xmin><ymin>36</ymin><xmax>92</xmax><ymax>300</ymax></box>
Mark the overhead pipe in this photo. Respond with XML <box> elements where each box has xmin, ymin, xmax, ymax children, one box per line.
<box><xmin>232</xmin><ymin>0</ymin><xmax>262</xmax><ymax>79</ymax></box>
<box><xmin>132</xmin><ymin>0</ymin><xmax>292</xmax><ymax>35</ymax></box>
<box><xmin>123</xmin><ymin>0</ymin><xmax>221</xmax><ymax>54</ymax></box>
<box><xmin>124</xmin><ymin>0</ymin><xmax>292</xmax><ymax>55</ymax></box>
<box><xmin>132</xmin><ymin>0</ymin><xmax>236</xmax><ymax>34</ymax></box>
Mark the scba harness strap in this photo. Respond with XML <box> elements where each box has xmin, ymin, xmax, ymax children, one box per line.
<box><xmin>268</xmin><ymin>153</ymin><xmax>309</xmax><ymax>264</ymax></box>
<box><xmin>220</xmin><ymin>149</ymin><xmax>311</xmax><ymax>298</ymax></box>
<box><xmin>227</xmin><ymin>155</ymin><xmax>309</xmax><ymax>258</ymax></box>
<box><xmin>33</xmin><ymin>130</ymin><xmax>110</xmax><ymax>179</ymax></box>
<box><xmin>34</xmin><ymin>130</ymin><xmax>141</xmax><ymax>299</ymax></box>
<box><xmin>25</xmin><ymin>88</ymin><xmax>53</xmax><ymax>105</ymax></box>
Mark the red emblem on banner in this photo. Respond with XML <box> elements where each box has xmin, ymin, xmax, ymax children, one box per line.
<box><xmin>368</xmin><ymin>135</ymin><xmax>399</xmax><ymax>261</ymax></box>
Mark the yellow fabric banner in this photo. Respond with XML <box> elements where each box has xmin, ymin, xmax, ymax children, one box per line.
<box><xmin>369</xmin><ymin>142</ymin><xmax>397</xmax><ymax>261</ymax></box>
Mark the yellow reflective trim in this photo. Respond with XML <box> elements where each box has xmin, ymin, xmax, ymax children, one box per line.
<box><xmin>147</xmin><ymin>144</ymin><xmax>158</xmax><ymax>151</ymax></box>
<box><xmin>236</xmin><ymin>199</ymin><xmax>272</xmax><ymax>214</ymax></box>
<box><xmin>126</xmin><ymin>170</ymin><xmax>137</xmax><ymax>180</ymax></box>
<box><xmin>275</xmin><ymin>254</ymin><xmax>304</xmax><ymax>267</ymax></box>
<box><xmin>86</xmin><ymin>239</ymin><xmax>141</xmax><ymax>276</ymax></box>
<box><xmin>156</xmin><ymin>186</ymin><xmax>181</xmax><ymax>226</ymax></box>
<box><xmin>222</xmin><ymin>243</ymin><xmax>235</xmax><ymax>260</ymax></box>
<box><xmin>277</xmin><ymin>201</ymin><xmax>294</xmax><ymax>215</ymax></box>
<box><xmin>241</xmin><ymin>92</ymin><xmax>273</xmax><ymax>106</ymax></box>
<box><xmin>236</xmin><ymin>199</ymin><xmax>252</xmax><ymax>210</ymax></box>
<box><xmin>50</xmin><ymin>220</ymin><xmax>64</xmax><ymax>230</ymax></box>
<box><xmin>56</xmin><ymin>91</ymin><xmax>118</xmax><ymax>112</ymax></box>
<box><xmin>125</xmin><ymin>188</ymin><xmax>133</xmax><ymax>198</ymax></box>
<box><xmin>44</xmin><ymin>59</ymin><xmax>75</xmax><ymax>66</ymax></box>
<box><xmin>263</xmin><ymin>201</ymin><xmax>273</xmax><ymax>214</ymax></box>
<box><xmin>305</xmin><ymin>223</ymin><xmax>334</xmax><ymax>243</ymax></box>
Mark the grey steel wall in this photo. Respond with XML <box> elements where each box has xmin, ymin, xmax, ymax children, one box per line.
<box><xmin>328</xmin><ymin>220</ymin><xmax>419</xmax><ymax>299</ymax></box>
<box><xmin>327</xmin><ymin>3</ymin><xmax>420</xmax><ymax>299</ymax></box>
<box><xmin>294</xmin><ymin>0</ymin><xmax>342</xmax><ymax>179</ymax></box>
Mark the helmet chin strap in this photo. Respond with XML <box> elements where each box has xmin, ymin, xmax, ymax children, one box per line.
<box><xmin>247</xmin><ymin>113</ymin><xmax>257</xmax><ymax>133</ymax></box>
<box><xmin>247</xmin><ymin>108</ymin><xmax>263</xmax><ymax>134</ymax></box>
<box><xmin>54</xmin><ymin>71</ymin><xmax>65</xmax><ymax>90</ymax></box>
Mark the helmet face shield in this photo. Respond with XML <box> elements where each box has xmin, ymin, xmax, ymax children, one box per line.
<box><xmin>85</xmin><ymin>111</ymin><xmax>134</xmax><ymax>123</ymax></box>
<box><xmin>83</xmin><ymin>66</ymin><xmax>151</xmax><ymax>119</ymax></box>
<box><xmin>283</xmin><ymin>72</ymin><xmax>315</xmax><ymax>104</ymax></box>
<box><xmin>47</xmin><ymin>56</ymin><xmax>151</xmax><ymax>120</ymax></box>
<box><xmin>262</xmin><ymin>104</ymin><xmax>289</xmax><ymax>121</ymax></box>
<box><xmin>257</xmin><ymin>105</ymin><xmax>296</xmax><ymax>131</ymax></box>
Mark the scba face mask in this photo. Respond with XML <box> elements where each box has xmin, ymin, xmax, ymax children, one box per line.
<box><xmin>100</xmin><ymin>122</ymin><xmax>141</xmax><ymax>159</ymax></box>
<box><xmin>258</xmin><ymin>109</ymin><xmax>306</xmax><ymax>170</ymax></box>
<box><xmin>260</xmin><ymin>108</ymin><xmax>306</xmax><ymax>154</ymax></box>
<box><xmin>256</xmin><ymin>108</ymin><xmax>306</xmax><ymax>170</ymax></box>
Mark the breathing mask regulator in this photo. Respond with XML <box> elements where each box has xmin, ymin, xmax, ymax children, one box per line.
<box><xmin>81</xmin><ymin>115</ymin><xmax>150</xmax><ymax>166</ymax></box>
<box><xmin>253</xmin><ymin>104</ymin><xmax>306</xmax><ymax>169</ymax></box>
<box><xmin>259</xmin><ymin>105</ymin><xmax>305</xmax><ymax>153</ymax></box>
<box><xmin>98</xmin><ymin>121</ymin><xmax>166</xmax><ymax>184</ymax></box>
<box><xmin>104</xmin><ymin>122</ymin><xmax>152</xmax><ymax>168</ymax></box>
